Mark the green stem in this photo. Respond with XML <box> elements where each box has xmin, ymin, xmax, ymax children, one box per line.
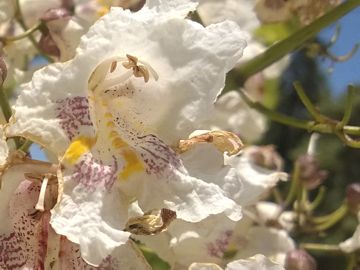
<box><xmin>0</xmin><ymin>88</ymin><xmax>12</xmax><ymax>122</ymax></box>
<box><xmin>338</xmin><ymin>85</ymin><xmax>355</xmax><ymax>128</ymax></box>
<box><xmin>2</xmin><ymin>22</ymin><xmax>42</xmax><ymax>42</ymax></box>
<box><xmin>309</xmin><ymin>186</ymin><xmax>327</xmax><ymax>211</ymax></box>
<box><xmin>300</xmin><ymin>243</ymin><xmax>342</xmax><ymax>253</ymax></box>
<box><xmin>293</xmin><ymin>81</ymin><xmax>327</xmax><ymax>123</ymax></box>
<box><xmin>313</xmin><ymin>204</ymin><xmax>348</xmax><ymax>231</ymax></box>
<box><xmin>284</xmin><ymin>162</ymin><xmax>300</xmax><ymax>207</ymax></box>
<box><xmin>235</xmin><ymin>0</ymin><xmax>360</xmax><ymax>84</ymax></box>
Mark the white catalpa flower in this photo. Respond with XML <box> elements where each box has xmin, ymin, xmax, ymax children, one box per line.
<box><xmin>189</xmin><ymin>254</ymin><xmax>285</xmax><ymax>270</ymax></box>
<box><xmin>7</xmin><ymin>0</ymin><xmax>247</xmax><ymax>265</ymax></box>
<box><xmin>339</xmin><ymin>211</ymin><xmax>360</xmax><ymax>253</ymax></box>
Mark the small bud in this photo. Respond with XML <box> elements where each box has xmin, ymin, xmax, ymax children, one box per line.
<box><xmin>296</xmin><ymin>154</ymin><xmax>328</xmax><ymax>190</ymax></box>
<box><xmin>285</xmin><ymin>249</ymin><xmax>317</xmax><ymax>270</ymax></box>
<box><xmin>247</xmin><ymin>145</ymin><xmax>283</xmax><ymax>171</ymax></box>
<box><xmin>120</xmin><ymin>0</ymin><xmax>146</xmax><ymax>12</ymax></box>
<box><xmin>39</xmin><ymin>31</ymin><xmax>60</xmax><ymax>58</ymax></box>
<box><xmin>346</xmin><ymin>183</ymin><xmax>360</xmax><ymax>214</ymax></box>
<box><xmin>0</xmin><ymin>57</ymin><xmax>7</xmax><ymax>87</ymax></box>
<box><xmin>41</xmin><ymin>8</ymin><xmax>71</xmax><ymax>22</ymax></box>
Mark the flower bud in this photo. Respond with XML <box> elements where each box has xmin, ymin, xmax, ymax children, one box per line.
<box><xmin>0</xmin><ymin>57</ymin><xmax>7</xmax><ymax>87</ymax></box>
<box><xmin>120</xmin><ymin>0</ymin><xmax>146</xmax><ymax>12</ymax></box>
<box><xmin>296</xmin><ymin>154</ymin><xmax>328</xmax><ymax>190</ymax></box>
<box><xmin>247</xmin><ymin>145</ymin><xmax>283</xmax><ymax>171</ymax></box>
<box><xmin>346</xmin><ymin>183</ymin><xmax>360</xmax><ymax>214</ymax></box>
<box><xmin>41</xmin><ymin>8</ymin><xmax>71</xmax><ymax>22</ymax></box>
<box><xmin>285</xmin><ymin>249</ymin><xmax>317</xmax><ymax>270</ymax></box>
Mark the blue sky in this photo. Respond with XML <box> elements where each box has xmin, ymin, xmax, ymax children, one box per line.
<box><xmin>318</xmin><ymin>5</ymin><xmax>360</xmax><ymax>96</ymax></box>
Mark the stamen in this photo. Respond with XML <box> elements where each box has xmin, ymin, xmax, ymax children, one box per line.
<box><xmin>35</xmin><ymin>177</ymin><xmax>49</xmax><ymax>212</ymax></box>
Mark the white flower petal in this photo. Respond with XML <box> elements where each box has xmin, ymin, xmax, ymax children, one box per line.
<box><xmin>0</xmin><ymin>128</ymin><xmax>8</xmax><ymax>166</ymax></box>
<box><xmin>226</xmin><ymin>148</ymin><xmax>287</xmax><ymax>206</ymax></box>
<box><xmin>339</xmin><ymin>212</ymin><xmax>360</xmax><ymax>253</ymax></box>
<box><xmin>197</xmin><ymin>0</ymin><xmax>259</xmax><ymax>32</ymax></box>
<box><xmin>226</xmin><ymin>254</ymin><xmax>285</xmax><ymax>270</ymax></box>
<box><xmin>207</xmin><ymin>91</ymin><xmax>267</xmax><ymax>143</ymax></box>
<box><xmin>234</xmin><ymin>227</ymin><xmax>295</xmax><ymax>265</ymax></box>
<box><xmin>180</xmin><ymin>143</ymin><xmax>243</xmax><ymax>205</ymax></box>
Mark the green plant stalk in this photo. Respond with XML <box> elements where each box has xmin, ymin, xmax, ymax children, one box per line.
<box><xmin>284</xmin><ymin>162</ymin><xmax>300</xmax><ymax>207</ymax></box>
<box><xmin>293</xmin><ymin>81</ymin><xmax>327</xmax><ymax>123</ymax></box>
<box><xmin>2</xmin><ymin>22</ymin><xmax>42</xmax><ymax>42</ymax></box>
<box><xmin>338</xmin><ymin>85</ymin><xmax>355</xmax><ymax>128</ymax></box>
<box><xmin>236</xmin><ymin>0</ymin><xmax>360</xmax><ymax>84</ymax></box>
<box><xmin>0</xmin><ymin>88</ymin><xmax>12</xmax><ymax>122</ymax></box>
<box><xmin>313</xmin><ymin>204</ymin><xmax>348</xmax><ymax>231</ymax></box>
<box><xmin>300</xmin><ymin>243</ymin><xmax>342</xmax><ymax>253</ymax></box>
<box><xmin>309</xmin><ymin>186</ymin><xmax>327</xmax><ymax>211</ymax></box>
<box><xmin>311</xmin><ymin>203</ymin><xmax>348</xmax><ymax>224</ymax></box>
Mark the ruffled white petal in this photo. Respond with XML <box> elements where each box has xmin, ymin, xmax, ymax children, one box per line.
<box><xmin>226</xmin><ymin>148</ymin><xmax>287</xmax><ymax>206</ymax></box>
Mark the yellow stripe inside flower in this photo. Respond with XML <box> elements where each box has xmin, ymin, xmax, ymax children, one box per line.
<box><xmin>63</xmin><ymin>136</ymin><xmax>96</xmax><ymax>164</ymax></box>
<box><xmin>105</xmin><ymin>116</ymin><xmax>144</xmax><ymax>180</ymax></box>
<box><xmin>119</xmin><ymin>149</ymin><xmax>144</xmax><ymax>180</ymax></box>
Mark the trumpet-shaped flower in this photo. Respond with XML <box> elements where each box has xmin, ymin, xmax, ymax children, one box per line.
<box><xmin>8</xmin><ymin>0</ymin><xmax>247</xmax><ymax>265</ymax></box>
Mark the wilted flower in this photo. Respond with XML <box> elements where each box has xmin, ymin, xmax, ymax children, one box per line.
<box><xmin>7</xmin><ymin>0</ymin><xmax>247</xmax><ymax>265</ymax></box>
